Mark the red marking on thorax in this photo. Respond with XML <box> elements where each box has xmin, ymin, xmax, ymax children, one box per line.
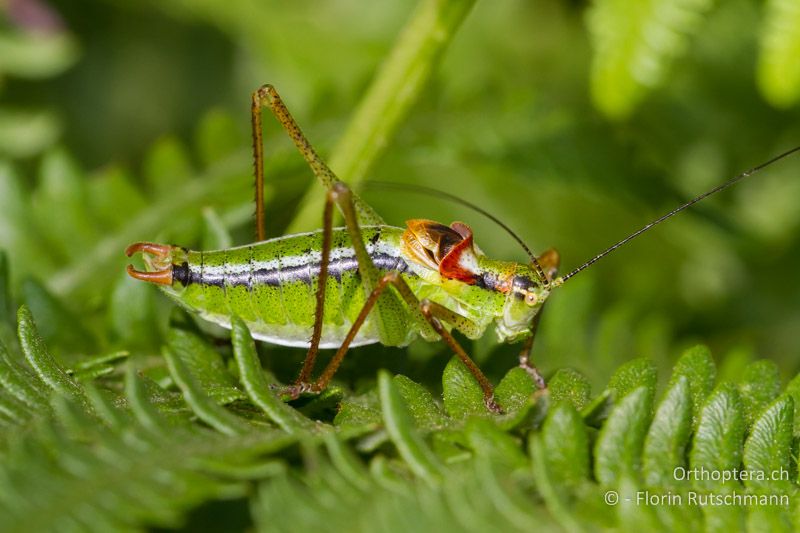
<box><xmin>438</xmin><ymin>223</ymin><xmax>477</xmax><ymax>283</ymax></box>
<box><xmin>402</xmin><ymin>219</ymin><xmax>480</xmax><ymax>284</ymax></box>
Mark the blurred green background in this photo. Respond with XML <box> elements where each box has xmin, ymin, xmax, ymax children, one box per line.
<box><xmin>1</xmin><ymin>0</ymin><xmax>799</xmax><ymax>393</ymax></box>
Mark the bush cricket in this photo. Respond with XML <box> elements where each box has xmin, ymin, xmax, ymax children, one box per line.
<box><xmin>126</xmin><ymin>85</ymin><xmax>799</xmax><ymax>412</ymax></box>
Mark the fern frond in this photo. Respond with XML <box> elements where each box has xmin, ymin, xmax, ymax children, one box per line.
<box><xmin>1</xmin><ymin>297</ymin><xmax>798</xmax><ymax>531</ymax></box>
<box><xmin>0</xmin><ymin>309</ymin><xmax>298</xmax><ymax>532</ymax></box>
<box><xmin>251</xmin><ymin>444</ymin><xmax>559</xmax><ymax>533</ymax></box>
<box><xmin>0</xmin><ymin>393</ymin><xmax>294</xmax><ymax>532</ymax></box>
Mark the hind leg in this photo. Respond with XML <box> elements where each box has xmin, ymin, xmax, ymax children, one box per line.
<box><xmin>250</xmin><ymin>84</ymin><xmax>383</xmax><ymax>241</ymax></box>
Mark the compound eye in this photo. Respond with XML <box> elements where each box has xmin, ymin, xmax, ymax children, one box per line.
<box><xmin>524</xmin><ymin>292</ymin><xmax>538</xmax><ymax>306</ymax></box>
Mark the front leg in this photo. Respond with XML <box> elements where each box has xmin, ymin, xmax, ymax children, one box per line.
<box><xmin>518</xmin><ymin>304</ymin><xmax>547</xmax><ymax>390</ymax></box>
<box><xmin>304</xmin><ymin>273</ymin><xmax>502</xmax><ymax>414</ymax></box>
<box><xmin>418</xmin><ymin>299</ymin><xmax>501</xmax><ymax>413</ymax></box>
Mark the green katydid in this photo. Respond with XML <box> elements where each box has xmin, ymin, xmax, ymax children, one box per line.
<box><xmin>126</xmin><ymin>85</ymin><xmax>799</xmax><ymax>412</ymax></box>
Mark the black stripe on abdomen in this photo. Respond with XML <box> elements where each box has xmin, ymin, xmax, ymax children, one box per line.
<box><xmin>179</xmin><ymin>253</ymin><xmax>411</xmax><ymax>289</ymax></box>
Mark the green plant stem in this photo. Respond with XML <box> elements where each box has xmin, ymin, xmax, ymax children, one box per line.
<box><xmin>287</xmin><ymin>0</ymin><xmax>476</xmax><ymax>232</ymax></box>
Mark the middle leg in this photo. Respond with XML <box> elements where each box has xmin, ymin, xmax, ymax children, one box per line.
<box><xmin>418</xmin><ymin>299</ymin><xmax>500</xmax><ymax>413</ymax></box>
<box><xmin>284</xmin><ymin>180</ymin><xmax>401</xmax><ymax>398</ymax></box>
<box><xmin>290</xmin><ymin>188</ymin><xmax>336</xmax><ymax>387</ymax></box>
<box><xmin>304</xmin><ymin>271</ymin><xmax>501</xmax><ymax>413</ymax></box>
<box><xmin>517</xmin><ymin>304</ymin><xmax>547</xmax><ymax>390</ymax></box>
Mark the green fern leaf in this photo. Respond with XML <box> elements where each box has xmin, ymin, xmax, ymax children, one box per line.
<box><xmin>441</xmin><ymin>356</ymin><xmax>485</xmax><ymax>420</ymax></box>
<box><xmin>594</xmin><ymin>385</ymin><xmax>654</xmax><ymax>485</ymax></box>
<box><xmin>689</xmin><ymin>383</ymin><xmax>746</xmax><ymax>488</ymax></box>
<box><xmin>16</xmin><ymin>306</ymin><xmax>86</xmax><ymax>406</ymax></box>
<box><xmin>669</xmin><ymin>344</ymin><xmax>716</xmax><ymax>426</ymax></box>
<box><xmin>378</xmin><ymin>370</ymin><xmax>443</xmax><ymax>484</ymax></box>
<box><xmin>538</xmin><ymin>401</ymin><xmax>591</xmax><ymax>489</ymax></box>
<box><xmin>642</xmin><ymin>376</ymin><xmax>692</xmax><ymax>486</ymax></box>
<box><xmin>548</xmin><ymin>367</ymin><xmax>592</xmax><ymax>410</ymax></box>
<box><xmin>230</xmin><ymin>316</ymin><xmax>315</xmax><ymax>433</ymax></box>
<box><xmin>743</xmin><ymin>395</ymin><xmax>794</xmax><ymax>493</ymax></box>
<box><xmin>2</xmin><ymin>294</ymin><xmax>799</xmax><ymax>531</ymax></box>
<box><xmin>738</xmin><ymin>360</ymin><xmax>781</xmax><ymax>427</ymax></box>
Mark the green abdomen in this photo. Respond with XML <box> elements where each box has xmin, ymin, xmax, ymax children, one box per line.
<box><xmin>163</xmin><ymin>225</ymin><xmax>414</xmax><ymax>348</ymax></box>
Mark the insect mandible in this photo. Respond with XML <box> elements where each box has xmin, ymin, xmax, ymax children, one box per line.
<box><xmin>125</xmin><ymin>85</ymin><xmax>800</xmax><ymax>412</ymax></box>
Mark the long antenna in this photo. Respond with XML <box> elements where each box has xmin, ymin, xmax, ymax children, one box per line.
<box><xmin>364</xmin><ymin>181</ymin><xmax>550</xmax><ymax>284</ymax></box>
<box><xmin>553</xmin><ymin>145</ymin><xmax>800</xmax><ymax>287</ymax></box>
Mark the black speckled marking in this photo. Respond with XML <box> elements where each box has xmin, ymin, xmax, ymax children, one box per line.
<box><xmin>369</xmin><ymin>228</ymin><xmax>382</xmax><ymax>246</ymax></box>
